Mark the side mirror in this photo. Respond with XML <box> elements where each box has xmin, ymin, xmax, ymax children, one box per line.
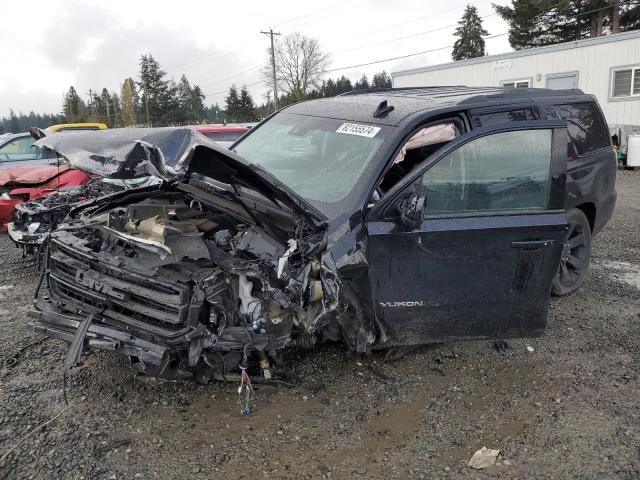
<box><xmin>396</xmin><ymin>192</ymin><xmax>425</xmax><ymax>230</ymax></box>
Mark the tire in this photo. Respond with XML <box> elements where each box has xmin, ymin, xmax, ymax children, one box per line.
<box><xmin>551</xmin><ymin>208</ymin><xmax>592</xmax><ymax>296</ymax></box>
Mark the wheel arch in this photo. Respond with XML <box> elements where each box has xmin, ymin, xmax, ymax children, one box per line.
<box><xmin>574</xmin><ymin>202</ymin><xmax>596</xmax><ymax>232</ymax></box>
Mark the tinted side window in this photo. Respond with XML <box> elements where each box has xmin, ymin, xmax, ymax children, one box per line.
<box><xmin>556</xmin><ymin>103</ymin><xmax>610</xmax><ymax>155</ymax></box>
<box><xmin>472</xmin><ymin>108</ymin><xmax>537</xmax><ymax>128</ymax></box>
<box><xmin>421</xmin><ymin>130</ymin><xmax>552</xmax><ymax>216</ymax></box>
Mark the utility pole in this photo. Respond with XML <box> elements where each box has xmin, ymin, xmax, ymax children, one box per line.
<box><xmin>88</xmin><ymin>89</ymin><xmax>95</xmax><ymax>119</ymax></box>
<box><xmin>105</xmin><ymin>92</ymin><xmax>111</xmax><ymax>127</ymax></box>
<box><xmin>261</xmin><ymin>28</ymin><xmax>281</xmax><ymax>111</ymax></box>
<box><xmin>144</xmin><ymin>79</ymin><xmax>151</xmax><ymax>127</ymax></box>
<box><xmin>112</xmin><ymin>95</ymin><xmax>119</xmax><ymax>127</ymax></box>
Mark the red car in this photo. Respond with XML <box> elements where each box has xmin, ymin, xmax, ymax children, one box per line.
<box><xmin>0</xmin><ymin>126</ymin><xmax>249</xmax><ymax>232</ymax></box>
<box><xmin>195</xmin><ymin>125</ymin><xmax>250</xmax><ymax>148</ymax></box>
<box><xmin>0</xmin><ymin>164</ymin><xmax>91</xmax><ymax>232</ymax></box>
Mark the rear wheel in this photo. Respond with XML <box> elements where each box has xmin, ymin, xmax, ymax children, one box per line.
<box><xmin>551</xmin><ymin>208</ymin><xmax>592</xmax><ymax>296</ymax></box>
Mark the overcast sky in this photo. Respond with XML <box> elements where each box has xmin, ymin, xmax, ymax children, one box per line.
<box><xmin>0</xmin><ymin>0</ymin><xmax>514</xmax><ymax>115</ymax></box>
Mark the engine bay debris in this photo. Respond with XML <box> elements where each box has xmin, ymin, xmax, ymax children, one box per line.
<box><xmin>28</xmin><ymin>128</ymin><xmax>357</xmax><ymax>385</ymax></box>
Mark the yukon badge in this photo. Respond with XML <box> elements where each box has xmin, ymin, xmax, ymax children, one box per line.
<box><xmin>380</xmin><ymin>301</ymin><xmax>424</xmax><ymax>308</ymax></box>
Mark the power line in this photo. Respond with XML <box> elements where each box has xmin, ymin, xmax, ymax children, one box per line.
<box><xmin>324</xmin><ymin>33</ymin><xmax>508</xmax><ymax>74</ymax></box>
<box><xmin>202</xmin><ymin>1</ymin><xmax>637</xmax><ymax>100</ymax></box>
<box><xmin>275</xmin><ymin>1</ymin><xmax>346</xmax><ymax>28</ymax></box>
<box><xmin>174</xmin><ymin>1</ymin><xmax>489</xmax><ymax>98</ymax></box>
<box><xmin>202</xmin><ymin>80</ymin><xmax>265</xmax><ymax>98</ymax></box>
<box><xmin>326</xmin><ymin>1</ymin><xmax>636</xmax><ymax>72</ymax></box>
<box><xmin>351</xmin><ymin>0</ymin><xmax>488</xmax><ymax>39</ymax></box>
<box><xmin>286</xmin><ymin>0</ymin><xmax>371</xmax><ymax>29</ymax></box>
<box><xmin>197</xmin><ymin>64</ymin><xmax>266</xmax><ymax>90</ymax></box>
<box><xmin>334</xmin><ymin>13</ymin><xmax>499</xmax><ymax>54</ymax></box>
<box><xmin>202</xmin><ymin>2</ymin><xmax>490</xmax><ymax>98</ymax></box>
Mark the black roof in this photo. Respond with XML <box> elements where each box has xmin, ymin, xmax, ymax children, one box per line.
<box><xmin>284</xmin><ymin>86</ymin><xmax>590</xmax><ymax>126</ymax></box>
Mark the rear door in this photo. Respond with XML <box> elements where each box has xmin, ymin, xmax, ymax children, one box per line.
<box><xmin>366</xmin><ymin>122</ymin><xmax>568</xmax><ymax>344</ymax></box>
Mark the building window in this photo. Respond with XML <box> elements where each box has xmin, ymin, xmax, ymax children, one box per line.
<box><xmin>501</xmin><ymin>79</ymin><xmax>530</xmax><ymax>88</ymax></box>
<box><xmin>612</xmin><ymin>66</ymin><xmax>640</xmax><ymax>98</ymax></box>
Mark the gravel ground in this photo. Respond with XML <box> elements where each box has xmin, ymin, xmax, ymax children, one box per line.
<box><xmin>0</xmin><ymin>171</ymin><xmax>639</xmax><ymax>480</ymax></box>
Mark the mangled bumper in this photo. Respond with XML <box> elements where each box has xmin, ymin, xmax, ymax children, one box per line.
<box><xmin>0</xmin><ymin>199</ymin><xmax>22</xmax><ymax>233</ymax></box>
<box><xmin>7</xmin><ymin>222</ymin><xmax>47</xmax><ymax>248</ymax></box>
<box><xmin>29</xmin><ymin>297</ymin><xmax>192</xmax><ymax>378</ymax></box>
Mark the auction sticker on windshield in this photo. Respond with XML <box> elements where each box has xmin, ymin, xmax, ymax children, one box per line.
<box><xmin>336</xmin><ymin>123</ymin><xmax>381</xmax><ymax>138</ymax></box>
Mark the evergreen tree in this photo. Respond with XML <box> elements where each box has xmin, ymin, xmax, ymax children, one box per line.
<box><xmin>225</xmin><ymin>85</ymin><xmax>240</xmax><ymax>122</ymax></box>
<box><xmin>137</xmin><ymin>54</ymin><xmax>170</xmax><ymax>126</ymax></box>
<box><xmin>7</xmin><ymin>109</ymin><xmax>20</xmax><ymax>133</ymax></box>
<box><xmin>176</xmin><ymin>75</ymin><xmax>194</xmax><ymax>123</ymax></box>
<box><xmin>120</xmin><ymin>78</ymin><xmax>137</xmax><ymax>127</ymax></box>
<box><xmin>452</xmin><ymin>5</ymin><xmax>489</xmax><ymax>60</ymax></box>
<box><xmin>190</xmin><ymin>85</ymin><xmax>206</xmax><ymax>123</ymax></box>
<box><xmin>335</xmin><ymin>76</ymin><xmax>353</xmax><ymax>94</ymax></box>
<box><xmin>494</xmin><ymin>0</ymin><xmax>640</xmax><ymax>50</ymax></box>
<box><xmin>158</xmin><ymin>80</ymin><xmax>180</xmax><ymax>125</ymax></box>
<box><xmin>354</xmin><ymin>74</ymin><xmax>370</xmax><ymax>90</ymax></box>
<box><xmin>63</xmin><ymin>86</ymin><xmax>86</xmax><ymax>122</ymax></box>
<box><xmin>323</xmin><ymin>79</ymin><xmax>337</xmax><ymax>97</ymax></box>
<box><xmin>238</xmin><ymin>86</ymin><xmax>256</xmax><ymax>121</ymax></box>
<box><xmin>1</xmin><ymin>111</ymin><xmax>65</xmax><ymax>133</ymax></box>
<box><xmin>95</xmin><ymin>88</ymin><xmax>112</xmax><ymax>126</ymax></box>
<box><xmin>110</xmin><ymin>92</ymin><xmax>122</xmax><ymax>128</ymax></box>
<box><xmin>620</xmin><ymin>2</ymin><xmax>640</xmax><ymax>31</ymax></box>
<box><xmin>204</xmin><ymin>103</ymin><xmax>224</xmax><ymax>123</ymax></box>
<box><xmin>371</xmin><ymin>71</ymin><xmax>392</xmax><ymax>89</ymax></box>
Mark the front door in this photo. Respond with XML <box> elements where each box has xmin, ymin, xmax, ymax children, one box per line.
<box><xmin>367</xmin><ymin>123</ymin><xmax>568</xmax><ymax>344</ymax></box>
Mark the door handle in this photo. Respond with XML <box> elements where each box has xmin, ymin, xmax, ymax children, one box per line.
<box><xmin>510</xmin><ymin>239</ymin><xmax>556</xmax><ymax>249</ymax></box>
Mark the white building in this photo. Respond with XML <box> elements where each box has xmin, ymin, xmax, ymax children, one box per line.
<box><xmin>392</xmin><ymin>30</ymin><xmax>640</xmax><ymax>145</ymax></box>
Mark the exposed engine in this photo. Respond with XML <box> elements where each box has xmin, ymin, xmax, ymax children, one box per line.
<box><xmin>33</xmin><ymin>187</ymin><xmax>340</xmax><ymax>382</ymax></box>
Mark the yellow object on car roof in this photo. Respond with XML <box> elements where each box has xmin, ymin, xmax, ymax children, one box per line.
<box><xmin>45</xmin><ymin>123</ymin><xmax>108</xmax><ymax>133</ymax></box>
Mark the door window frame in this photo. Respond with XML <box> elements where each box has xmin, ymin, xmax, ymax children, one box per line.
<box><xmin>368</xmin><ymin>115</ymin><xmax>467</xmax><ymax>204</ymax></box>
<box><xmin>367</xmin><ymin>121</ymin><xmax>568</xmax><ymax>223</ymax></box>
<box><xmin>419</xmin><ymin>129</ymin><xmax>554</xmax><ymax>219</ymax></box>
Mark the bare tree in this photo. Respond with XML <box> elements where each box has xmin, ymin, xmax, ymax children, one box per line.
<box><xmin>263</xmin><ymin>32</ymin><xmax>330</xmax><ymax>103</ymax></box>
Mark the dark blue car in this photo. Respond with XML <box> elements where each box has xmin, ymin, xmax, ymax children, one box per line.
<box><xmin>30</xmin><ymin>87</ymin><xmax>616</xmax><ymax>381</ymax></box>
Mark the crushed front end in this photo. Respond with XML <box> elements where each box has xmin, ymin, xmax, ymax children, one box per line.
<box><xmin>9</xmin><ymin>177</ymin><xmax>160</xmax><ymax>257</ymax></box>
<box><xmin>29</xmin><ymin>184</ymin><xmax>339</xmax><ymax>381</ymax></box>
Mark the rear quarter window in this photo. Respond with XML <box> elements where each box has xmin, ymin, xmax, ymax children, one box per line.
<box><xmin>555</xmin><ymin>103</ymin><xmax>610</xmax><ymax>155</ymax></box>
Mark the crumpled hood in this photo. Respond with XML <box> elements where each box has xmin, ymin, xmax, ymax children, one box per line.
<box><xmin>0</xmin><ymin>164</ymin><xmax>72</xmax><ymax>187</ymax></box>
<box><xmin>34</xmin><ymin>127</ymin><xmax>327</xmax><ymax>227</ymax></box>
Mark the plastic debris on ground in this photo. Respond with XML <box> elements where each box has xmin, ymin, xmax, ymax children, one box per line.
<box><xmin>468</xmin><ymin>446</ymin><xmax>500</xmax><ymax>469</ymax></box>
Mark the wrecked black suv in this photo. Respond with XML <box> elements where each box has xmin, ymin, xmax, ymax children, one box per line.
<box><xmin>30</xmin><ymin>87</ymin><xmax>615</xmax><ymax>381</ymax></box>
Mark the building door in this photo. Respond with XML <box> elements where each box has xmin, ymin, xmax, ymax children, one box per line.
<box><xmin>546</xmin><ymin>72</ymin><xmax>579</xmax><ymax>89</ymax></box>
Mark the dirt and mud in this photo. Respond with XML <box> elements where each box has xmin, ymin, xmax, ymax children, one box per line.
<box><xmin>1</xmin><ymin>172</ymin><xmax>639</xmax><ymax>480</ymax></box>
